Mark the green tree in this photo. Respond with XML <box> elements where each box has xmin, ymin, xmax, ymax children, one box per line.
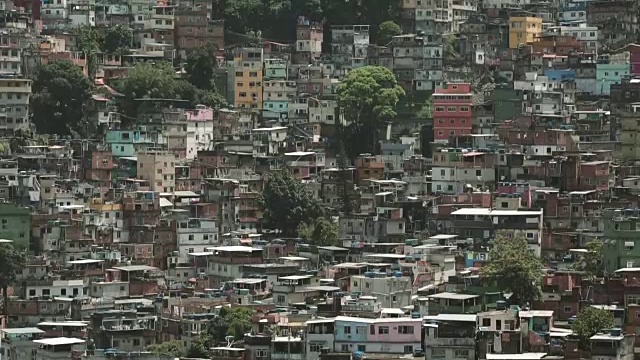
<box><xmin>31</xmin><ymin>60</ymin><xmax>93</xmax><ymax>136</ymax></box>
<box><xmin>444</xmin><ymin>34</ymin><xmax>462</xmax><ymax>64</ymax></box>
<box><xmin>185</xmin><ymin>43</ymin><xmax>219</xmax><ymax>90</ymax></box>
<box><xmin>416</xmin><ymin>96</ymin><xmax>433</xmax><ymax>119</ymax></box>
<box><xmin>225</xmin><ymin>307</ymin><xmax>253</xmax><ymax>340</ymax></box>
<box><xmin>573</xmin><ymin>240</ymin><xmax>605</xmax><ymax>279</ymax></box>
<box><xmin>481</xmin><ymin>234</ymin><xmax>544</xmax><ymax>305</ymax></box>
<box><xmin>0</xmin><ymin>244</ymin><xmax>26</xmax><ymax>315</ymax></box>
<box><xmin>258</xmin><ymin>171</ymin><xmax>323</xmax><ymax>237</ymax></box>
<box><xmin>298</xmin><ymin>218</ymin><xmax>339</xmax><ymax>246</ymax></box>
<box><xmin>221</xmin><ymin>0</ymin><xmax>263</xmax><ymax>34</ymax></box>
<box><xmin>572</xmin><ymin>307</ymin><xmax>614</xmax><ymax>350</ymax></box>
<box><xmin>185</xmin><ymin>336</ymin><xmax>209</xmax><ymax>358</ymax></box>
<box><xmin>116</xmin><ymin>62</ymin><xmax>177</xmax><ymax>119</ymax></box>
<box><xmin>377</xmin><ymin>20</ymin><xmax>401</xmax><ymax>45</ymax></box>
<box><xmin>103</xmin><ymin>25</ymin><xmax>133</xmax><ymax>55</ymax></box>
<box><xmin>75</xmin><ymin>25</ymin><xmax>103</xmax><ymax>78</ymax></box>
<box><xmin>337</xmin><ymin>66</ymin><xmax>405</xmax><ymax>157</ymax></box>
<box><xmin>146</xmin><ymin>340</ymin><xmax>184</xmax><ymax>357</ymax></box>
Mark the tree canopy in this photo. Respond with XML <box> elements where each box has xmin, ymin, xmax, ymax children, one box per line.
<box><xmin>298</xmin><ymin>217</ymin><xmax>339</xmax><ymax>247</ymax></box>
<box><xmin>115</xmin><ymin>62</ymin><xmax>227</xmax><ymax>122</ymax></box>
<box><xmin>0</xmin><ymin>244</ymin><xmax>26</xmax><ymax>314</ymax></box>
<box><xmin>258</xmin><ymin>171</ymin><xmax>323</xmax><ymax>237</ymax></box>
<box><xmin>31</xmin><ymin>60</ymin><xmax>93</xmax><ymax>137</ymax></box>
<box><xmin>337</xmin><ymin>66</ymin><xmax>405</xmax><ymax>157</ymax></box>
<box><xmin>572</xmin><ymin>307</ymin><xmax>614</xmax><ymax>350</ymax></box>
<box><xmin>481</xmin><ymin>234</ymin><xmax>544</xmax><ymax>305</ymax></box>
<box><xmin>573</xmin><ymin>239</ymin><xmax>605</xmax><ymax>279</ymax></box>
<box><xmin>185</xmin><ymin>44</ymin><xmax>219</xmax><ymax>90</ymax></box>
<box><xmin>213</xmin><ymin>0</ymin><xmax>397</xmax><ymax>44</ymax></box>
<box><xmin>199</xmin><ymin>306</ymin><xmax>253</xmax><ymax>348</ymax></box>
<box><xmin>146</xmin><ymin>340</ymin><xmax>184</xmax><ymax>358</ymax></box>
<box><xmin>377</xmin><ymin>20</ymin><xmax>401</xmax><ymax>45</ymax></box>
<box><xmin>103</xmin><ymin>25</ymin><xmax>133</xmax><ymax>55</ymax></box>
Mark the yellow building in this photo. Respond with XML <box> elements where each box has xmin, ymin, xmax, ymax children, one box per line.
<box><xmin>233</xmin><ymin>47</ymin><xmax>264</xmax><ymax>110</ymax></box>
<box><xmin>508</xmin><ymin>16</ymin><xmax>542</xmax><ymax>49</ymax></box>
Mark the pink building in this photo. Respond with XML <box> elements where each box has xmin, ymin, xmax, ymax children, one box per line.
<box><xmin>433</xmin><ymin>82</ymin><xmax>473</xmax><ymax>142</ymax></box>
<box><xmin>629</xmin><ymin>44</ymin><xmax>640</xmax><ymax>75</ymax></box>
<box><xmin>366</xmin><ymin>318</ymin><xmax>423</xmax><ymax>353</ymax></box>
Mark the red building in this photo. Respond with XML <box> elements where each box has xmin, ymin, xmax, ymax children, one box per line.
<box><xmin>432</xmin><ymin>82</ymin><xmax>473</xmax><ymax>142</ymax></box>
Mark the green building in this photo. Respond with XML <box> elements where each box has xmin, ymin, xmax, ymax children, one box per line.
<box><xmin>0</xmin><ymin>202</ymin><xmax>31</xmax><ymax>250</ymax></box>
<box><xmin>603</xmin><ymin>208</ymin><xmax>640</xmax><ymax>273</ymax></box>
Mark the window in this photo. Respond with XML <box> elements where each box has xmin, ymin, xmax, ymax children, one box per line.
<box><xmin>482</xmin><ymin>318</ymin><xmax>491</xmax><ymax>327</ymax></box>
<box><xmin>355</xmin><ymin>326</ymin><xmax>367</xmax><ymax>335</ymax></box>
<box><xmin>378</xmin><ymin>326</ymin><xmax>389</xmax><ymax>334</ymax></box>
<box><xmin>476</xmin><ymin>169</ymin><xmax>482</xmax><ymax>176</ymax></box>
<box><xmin>309</xmin><ymin>343</ymin><xmax>323</xmax><ymax>353</ymax></box>
<box><xmin>435</xmin><ymin>106</ymin><xmax>445</xmax><ymax>112</ymax></box>
<box><xmin>398</xmin><ymin>326</ymin><xmax>414</xmax><ymax>334</ymax></box>
<box><xmin>432</xmin><ymin>349</ymin><xmax>446</xmax><ymax>358</ymax></box>
<box><xmin>29</xmin><ymin>289</ymin><xmax>35</xmax><ymax>297</ymax></box>
<box><xmin>344</xmin><ymin>326</ymin><xmax>351</xmax><ymax>334</ymax></box>
<box><xmin>357</xmin><ymin>345</ymin><xmax>366</xmax><ymax>352</ymax></box>
<box><xmin>404</xmin><ymin>345</ymin><xmax>413</xmax><ymax>354</ymax></box>
<box><xmin>564</xmin><ymin>306</ymin><xmax>572</xmax><ymax>312</ymax></box>
<box><xmin>454</xmin><ymin>349</ymin><xmax>469</xmax><ymax>358</ymax></box>
<box><xmin>447</xmin><ymin>106</ymin><xmax>457</xmax><ymax>112</ymax></box>
<box><xmin>341</xmin><ymin>345</ymin><xmax>349</xmax><ymax>352</ymax></box>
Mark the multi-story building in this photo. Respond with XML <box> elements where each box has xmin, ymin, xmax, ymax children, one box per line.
<box><xmin>147</xmin><ymin>5</ymin><xmax>175</xmax><ymax>45</ymax></box>
<box><xmin>331</xmin><ymin>25</ymin><xmax>369</xmax><ymax>76</ymax></box>
<box><xmin>451</xmin><ymin>208</ymin><xmax>545</xmax><ymax>255</ymax></box>
<box><xmin>432</xmin><ymin>82</ymin><xmax>473</xmax><ymax>142</ymax></box>
<box><xmin>294</xmin><ymin>16</ymin><xmax>323</xmax><ymax>64</ymax></box>
<box><xmin>176</xmin><ymin>217</ymin><xmax>218</xmax><ymax>261</ymax></box>
<box><xmin>416</xmin><ymin>0</ymin><xmax>477</xmax><ymax>34</ymax></box>
<box><xmin>391</xmin><ymin>34</ymin><xmax>443</xmax><ymax>92</ymax></box>
<box><xmin>206</xmin><ymin>246</ymin><xmax>263</xmax><ymax>285</ymax></box>
<box><xmin>559</xmin><ymin>24</ymin><xmax>598</xmax><ymax>52</ymax></box>
<box><xmin>595</xmin><ymin>61</ymin><xmax>630</xmax><ymax>96</ymax></box>
<box><xmin>0</xmin><ymin>202</ymin><xmax>30</xmax><ymax>250</ymax></box>
<box><xmin>136</xmin><ymin>150</ymin><xmax>176</xmax><ymax>193</ymax></box>
<box><xmin>508</xmin><ymin>16</ymin><xmax>542</xmax><ymax>48</ymax></box>
<box><xmin>174</xmin><ymin>7</ymin><xmax>223</xmax><ymax>57</ymax></box>
<box><xmin>431</xmin><ymin>149</ymin><xmax>497</xmax><ymax>193</ymax></box>
<box><xmin>232</xmin><ymin>47</ymin><xmax>264</xmax><ymax>110</ymax></box>
<box><xmin>349</xmin><ymin>272</ymin><xmax>413</xmax><ymax>308</ymax></box>
<box><xmin>424</xmin><ymin>314</ymin><xmax>477</xmax><ymax>360</ymax></box>
<box><xmin>0</xmin><ymin>77</ymin><xmax>31</xmax><ymax>135</ymax></box>
<box><xmin>262</xmin><ymin>58</ymin><xmax>294</xmax><ymax>124</ymax></box>
<box><xmin>603</xmin><ymin>208</ymin><xmax>640</xmax><ymax>272</ymax></box>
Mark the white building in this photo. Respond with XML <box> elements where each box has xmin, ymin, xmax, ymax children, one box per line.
<box><xmin>176</xmin><ymin>218</ymin><xmax>218</xmax><ymax>261</ymax></box>
<box><xmin>25</xmin><ymin>279</ymin><xmax>86</xmax><ymax>299</ymax></box>
<box><xmin>349</xmin><ymin>272</ymin><xmax>413</xmax><ymax>308</ymax></box>
<box><xmin>186</xmin><ymin>106</ymin><xmax>215</xmax><ymax>159</ymax></box>
<box><xmin>305</xmin><ymin>318</ymin><xmax>335</xmax><ymax>360</ymax></box>
<box><xmin>559</xmin><ymin>24</ymin><xmax>598</xmax><ymax>52</ymax></box>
